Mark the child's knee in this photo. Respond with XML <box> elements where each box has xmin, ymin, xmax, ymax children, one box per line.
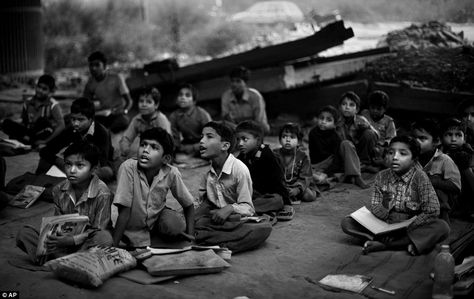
<box><xmin>301</xmin><ymin>189</ymin><xmax>317</xmax><ymax>202</ymax></box>
<box><xmin>157</xmin><ymin>209</ymin><xmax>186</xmax><ymax>236</ymax></box>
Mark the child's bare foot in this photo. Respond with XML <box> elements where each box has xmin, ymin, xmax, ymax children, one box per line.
<box><xmin>407</xmin><ymin>244</ymin><xmax>418</xmax><ymax>256</ymax></box>
<box><xmin>362</xmin><ymin>241</ymin><xmax>386</xmax><ymax>254</ymax></box>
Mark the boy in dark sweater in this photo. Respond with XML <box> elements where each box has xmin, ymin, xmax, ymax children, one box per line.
<box><xmin>36</xmin><ymin>97</ymin><xmax>114</xmax><ymax>183</ymax></box>
<box><xmin>236</xmin><ymin>120</ymin><xmax>294</xmax><ymax>220</ymax></box>
<box><xmin>309</xmin><ymin>105</ymin><xmax>369</xmax><ymax>189</ymax></box>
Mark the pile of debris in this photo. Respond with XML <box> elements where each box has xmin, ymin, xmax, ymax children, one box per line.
<box><xmin>377</xmin><ymin>21</ymin><xmax>467</xmax><ymax>51</ymax></box>
<box><xmin>363</xmin><ymin>22</ymin><xmax>474</xmax><ymax>93</ymax></box>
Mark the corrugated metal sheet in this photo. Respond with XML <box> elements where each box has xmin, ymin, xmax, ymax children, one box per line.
<box><xmin>0</xmin><ymin>0</ymin><xmax>44</xmax><ymax>76</ymax></box>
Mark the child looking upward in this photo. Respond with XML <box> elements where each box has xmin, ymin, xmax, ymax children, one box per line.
<box><xmin>236</xmin><ymin>120</ymin><xmax>294</xmax><ymax>221</ymax></box>
<box><xmin>37</xmin><ymin>97</ymin><xmax>114</xmax><ymax>182</ymax></box>
<box><xmin>2</xmin><ymin>74</ymin><xmax>65</xmax><ymax>147</ymax></box>
<box><xmin>309</xmin><ymin>105</ymin><xmax>369</xmax><ymax>189</ymax></box>
<box><xmin>440</xmin><ymin>118</ymin><xmax>474</xmax><ymax>218</ymax></box>
<box><xmin>273</xmin><ymin>123</ymin><xmax>318</xmax><ymax>203</ymax></box>
<box><xmin>169</xmin><ymin>83</ymin><xmax>212</xmax><ymax>156</ymax></box>
<box><xmin>113</xmin><ymin>128</ymin><xmax>195</xmax><ymax>248</ymax></box>
<box><xmin>411</xmin><ymin>119</ymin><xmax>461</xmax><ymax>224</ymax></box>
<box><xmin>341</xmin><ymin>135</ymin><xmax>449</xmax><ymax>255</ymax></box>
<box><xmin>195</xmin><ymin>121</ymin><xmax>271</xmax><ymax>253</ymax></box>
<box><xmin>337</xmin><ymin>91</ymin><xmax>379</xmax><ymax>171</ymax></box>
<box><xmin>17</xmin><ymin>141</ymin><xmax>113</xmax><ymax>265</ymax></box>
<box><xmin>119</xmin><ymin>87</ymin><xmax>171</xmax><ymax>160</ymax></box>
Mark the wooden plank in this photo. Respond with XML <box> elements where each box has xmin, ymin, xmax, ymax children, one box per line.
<box><xmin>372</xmin><ymin>82</ymin><xmax>474</xmax><ymax>115</ymax></box>
<box><xmin>126</xmin><ymin>20</ymin><xmax>354</xmax><ymax>91</ymax></box>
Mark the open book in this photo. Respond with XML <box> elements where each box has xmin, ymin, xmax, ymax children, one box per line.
<box><xmin>36</xmin><ymin>214</ymin><xmax>89</xmax><ymax>259</ymax></box>
<box><xmin>9</xmin><ymin>185</ymin><xmax>45</xmax><ymax>209</ymax></box>
<box><xmin>350</xmin><ymin>206</ymin><xmax>416</xmax><ymax>235</ymax></box>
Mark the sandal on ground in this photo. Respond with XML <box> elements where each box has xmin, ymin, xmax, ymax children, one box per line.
<box><xmin>277</xmin><ymin>205</ymin><xmax>295</xmax><ymax>221</ymax></box>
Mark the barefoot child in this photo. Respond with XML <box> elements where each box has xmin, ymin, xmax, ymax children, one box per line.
<box><xmin>341</xmin><ymin>135</ymin><xmax>450</xmax><ymax>255</ymax></box>
<box><xmin>337</xmin><ymin>91</ymin><xmax>379</xmax><ymax>172</ymax></box>
<box><xmin>169</xmin><ymin>83</ymin><xmax>212</xmax><ymax>156</ymax></box>
<box><xmin>236</xmin><ymin>120</ymin><xmax>295</xmax><ymax>221</ymax></box>
<box><xmin>273</xmin><ymin>123</ymin><xmax>318</xmax><ymax>203</ymax></box>
<box><xmin>195</xmin><ymin>121</ymin><xmax>271</xmax><ymax>253</ymax></box>
<box><xmin>17</xmin><ymin>141</ymin><xmax>113</xmax><ymax>265</ymax></box>
<box><xmin>113</xmin><ymin>128</ymin><xmax>195</xmax><ymax>248</ymax></box>
<box><xmin>308</xmin><ymin>105</ymin><xmax>369</xmax><ymax>189</ymax></box>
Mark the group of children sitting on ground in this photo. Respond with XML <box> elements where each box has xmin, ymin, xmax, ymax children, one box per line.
<box><xmin>2</xmin><ymin>71</ymin><xmax>474</xmax><ymax>266</ymax></box>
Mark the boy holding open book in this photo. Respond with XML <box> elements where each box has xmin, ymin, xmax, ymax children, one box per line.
<box><xmin>341</xmin><ymin>135</ymin><xmax>450</xmax><ymax>255</ymax></box>
<box><xmin>16</xmin><ymin>141</ymin><xmax>113</xmax><ymax>265</ymax></box>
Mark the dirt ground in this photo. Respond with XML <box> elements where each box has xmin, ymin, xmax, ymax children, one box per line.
<box><xmin>0</xmin><ymin>136</ymin><xmax>472</xmax><ymax>299</ymax></box>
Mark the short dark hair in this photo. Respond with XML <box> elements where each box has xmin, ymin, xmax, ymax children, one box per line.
<box><xmin>203</xmin><ymin>121</ymin><xmax>235</xmax><ymax>153</ymax></box>
<box><xmin>178</xmin><ymin>83</ymin><xmax>198</xmax><ymax>102</ymax></box>
<box><xmin>139</xmin><ymin>127</ymin><xmax>175</xmax><ymax>156</ymax></box>
<box><xmin>70</xmin><ymin>97</ymin><xmax>95</xmax><ymax>119</ymax></box>
<box><xmin>317</xmin><ymin>105</ymin><xmax>339</xmax><ymax>121</ymax></box>
<box><xmin>390</xmin><ymin>135</ymin><xmax>421</xmax><ymax>160</ymax></box>
<box><xmin>236</xmin><ymin>120</ymin><xmax>264</xmax><ymax>140</ymax></box>
<box><xmin>64</xmin><ymin>141</ymin><xmax>100</xmax><ymax>168</ymax></box>
<box><xmin>229</xmin><ymin>66</ymin><xmax>250</xmax><ymax>82</ymax></box>
<box><xmin>138</xmin><ymin>87</ymin><xmax>161</xmax><ymax>104</ymax></box>
<box><xmin>37</xmin><ymin>74</ymin><xmax>56</xmax><ymax>91</ymax></box>
<box><xmin>411</xmin><ymin>118</ymin><xmax>440</xmax><ymax>141</ymax></box>
<box><xmin>279</xmin><ymin>122</ymin><xmax>302</xmax><ymax>140</ymax></box>
<box><xmin>368</xmin><ymin>90</ymin><xmax>389</xmax><ymax>108</ymax></box>
<box><xmin>339</xmin><ymin>91</ymin><xmax>361</xmax><ymax>109</ymax></box>
<box><xmin>440</xmin><ymin>117</ymin><xmax>466</xmax><ymax>135</ymax></box>
<box><xmin>88</xmin><ymin>51</ymin><xmax>107</xmax><ymax>65</ymax></box>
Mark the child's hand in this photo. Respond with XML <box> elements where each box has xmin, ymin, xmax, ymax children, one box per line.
<box><xmin>210</xmin><ymin>206</ymin><xmax>234</xmax><ymax>225</ymax></box>
<box><xmin>289</xmin><ymin>187</ymin><xmax>300</xmax><ymax>198</ymax></box>
<box><xmin>382</xmin><ymin>192</ymin><xmax>395</xmax><ymax>210</ymax></box>
<box><xmin>45</xmin><ymin>234</ymin><xmax>74</xmax><ymax>251</ymax></box>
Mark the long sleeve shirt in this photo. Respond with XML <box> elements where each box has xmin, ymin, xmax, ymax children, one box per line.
<box><xmin>360</xmin><ymin>110</ymin><xmax>396</xmax><ymax>146</ymax></box>
<box><xmin>308</xmin><ymin>127</ymin><xmax>342</xmax><ymax>164</ymax></box>
<box><xmin>273</xmin><ymin>147</ymin><xmax>313</xmax><ymax>193</ymax></box>
<box><xmin>370</xmin><ymin>166</ymin><xmax>440</xmax><ymax>229</ymax></box>
<box><xmin>169</xmin><ymin>106</ymin><xmax>211</xmax><ymax>148</ymax></box>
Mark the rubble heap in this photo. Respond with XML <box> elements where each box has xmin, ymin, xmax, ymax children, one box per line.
<box><xmin>377</xmin><ymin>21</ymin><xmax>466</xmax><ymax>50</ymax></box>
<box><xmin>364</xmin><ymin>22</ymin><xmax>474</xmax><ymax>92</ymax></box>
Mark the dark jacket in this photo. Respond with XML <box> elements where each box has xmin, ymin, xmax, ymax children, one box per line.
<box><xmin>40</xmin><ymin>122</ymin><xmax>114</xmax><ymax>169</ymax></box>
<box><xmin>238</xmin><ymin>144</ymin><xmax>290</xmax><ymax>204</ymax></box>
<box><xmin>308</xmin><ymin>127</ymin><xmax>342</xmax><ymax>164</ymax></box>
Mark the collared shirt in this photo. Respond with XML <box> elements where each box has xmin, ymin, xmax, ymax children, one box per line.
<box><xmin>169</xmin><ymin>106</ymin><xmax>211</xmax><ymax>147</ymax></box>
<box><xmin>422</xmin><ymin>148</ymin><xmax>461</xmax><ymax>192</ymax></box>
<box><xmin>22</xmin><ymin>96</ymin><xmax>62</xmax><ymax>129</ymax></box>
<box><xmin>83</xmin><ymin>72</ymin><xmax>129</xmax><ymax>111</ymax></box>
<box><xmin>113</xmin><ymin>159</ymin><xmax>194</xmax><ymax>247</ymax></box>
<box><xmin>119</xmin><ymin>111</ymin><xmax>171</xmax><ymax>156</ymax></box>
<box><xmin>52</xmin><ymin>175</ymin><xmax>112</xmax><ymax>230</ymax></box>
<box><xmin>360</xmin><ymin>110</ymin><xmax>396</xmax><ymax>145</ymax></box>
<box><xmin>199</xmin><ymin>154</ymin><xmax>254</xmax><ymax>216</ymax></box>
<box><xmin>221</xmin><ymin>87</ymin><xmax>270</xmax><ymax>132</ymax></box>
<box><xmin>337</xmin><ymin>114</ymin><xmax>379</xmax><ymax>144</ymax></box>
<box><xmin>371</xmin><ymin>166</ymin><xmax>440</xmax><ymax>229</ymax></box>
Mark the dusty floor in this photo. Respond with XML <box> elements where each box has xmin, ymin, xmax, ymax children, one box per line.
<box><xmin>0</xmin><ymin>138</ymin><xmax>472</xmax><ymax>299</ymax></box>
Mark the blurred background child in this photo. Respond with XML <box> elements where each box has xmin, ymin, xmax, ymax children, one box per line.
<box><xmin>273</xmin><ymin>123</ymin><xmax>319</xmax><ymax>204</ymax></box>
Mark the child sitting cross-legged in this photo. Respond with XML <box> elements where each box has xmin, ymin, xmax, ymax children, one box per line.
<box><xmin>309</xmin><ymin>105</ymin><xmax>369</xmax><ymax>189</ymax></box>
<box><xmin>113</xmin><ymin>128</ymin><xmax>195</xmax><ymax>248</ymax></box>
<box><xmin>16</xmin><ymin>141</ymin><xmax>113</xmax><ymax>265</ymax></box>
<box><xmin>195</xmin><ymin>121</ymin><xmax>272</xmax><ymax>253</ymax></box>
<box><xmin>236</xmin><ymin>120</ymin><xmax>295</xmax><ymax>221</ymax></box>
<box><xmin>273</xmin><ymin>123</ymin><xmax>319</xmax><ymax>204</ymax></box>
<box><xmin>440</xmin><ymin>118</ymin><xmax>474</xmax><ymax>218</ymax></box>
<box><xmin>411</xmin><ymin>119</ymin><xmax>461</xmax><ymax>224</ymax></box>
<box><xmin>341</xmin><ymin>135</ymin><xmax>450</xmax><ymax>255</ymax></box>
